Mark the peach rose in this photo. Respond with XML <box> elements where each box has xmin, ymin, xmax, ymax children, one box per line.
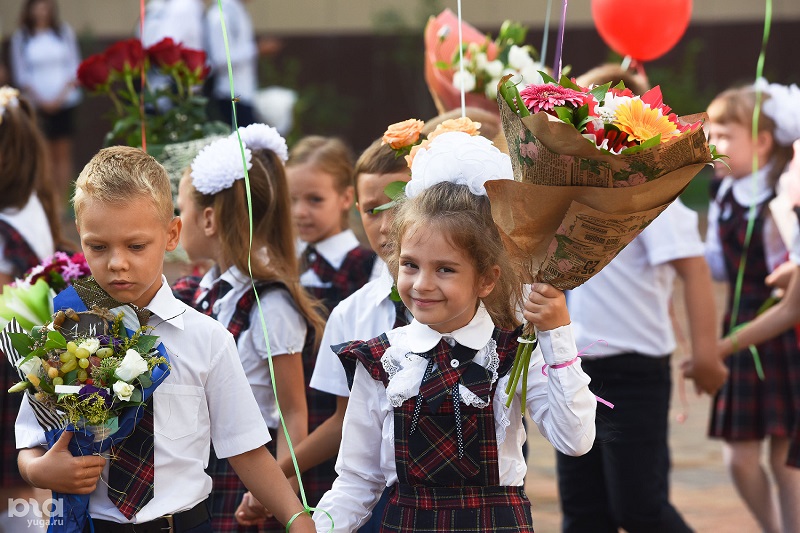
<box><xmin>404</xmin><ymin>139</ymin><xmax>431</xmax><ymax>168</ymax></box>
<box><xmin>427</xmin><ymin>117</ymin><xmax>482</xmax><ymax>141</ymax></box>
<box><xmin>382</xmin><ymin>119</ymin><xmax>424</xmax><ymax>149</ymax></box>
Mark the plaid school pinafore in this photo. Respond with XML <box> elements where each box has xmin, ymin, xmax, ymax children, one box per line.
<box><xmin>338</xmin><ymin>327</ymin><xmax>535</xmax><ymax>533</ymax></box>
<box><xmin>709</xmin><ymin>187</ymin><xmax>800</xmax><ymax>467</ymax></box>
<box><xmin>301</xmin><ymin>245</ymin><xmax>376</xmax><ymax>313</ymax></box>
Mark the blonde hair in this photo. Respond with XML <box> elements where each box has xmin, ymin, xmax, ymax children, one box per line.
<box><xmin>387</xmin><ymin>182</ymin><xmax>521</xmax><ymax>330</ymax></box>
<box><xmin>74</xmin><ymin>146</ymin><xmax>174</xmax><ymax>224</ymax></box>
<box><xmin>187</xmin><ymin>148</ymin><xmax>326</xmax><ymax>345</ymax></box>
<box><xmin>0</xmin><ymin>91</ymin><xmax>63</xmax><ymax>247</ymax></box>
<box><xmin>708</xmin><ymin>85</ymin><xmax>792</xmax><ymax>187</ymax></box>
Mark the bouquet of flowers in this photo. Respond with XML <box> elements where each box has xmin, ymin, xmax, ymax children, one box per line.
<box><xmin>0</xmin><ymin>285</ymin><xmax>170</xmax><ymax>532</ymax></box>
<box><xmin>381</xmin><ymin>115</ymin><xmax>482</xmax><ymax>168</ymax></box>
<box><xmin>425</xmin><ymin>9</ymin><xmax>546</xmax><ymax>114</ymax></box>
<box><xmin>77</xmin><ymin>37</ymin><xmax>228</xmax><ymax>150</ymax></box>
<box><xmin>485</xmin><ymin>74</ymin><xmax>720</xmax><ymax>411</ymax></box>
<box><xmin>0</xmin><ymin>252</ymin><xmax>91</xmax><ymax>331</ymax></box>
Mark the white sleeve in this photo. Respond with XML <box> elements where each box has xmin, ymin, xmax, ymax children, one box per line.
<box><xmin>206</xmin><ymin>328</ymin><xmax>272</xmax><ymax>457</ymax></box>
<box><xmin>309</xmin><ymin>306</ymin><xmax>350</xmax><ymax>397</ymax></box>
<box><xmin>64</xmin><ymin>25</ymin><xmax>81</xmax><ymax>83</ymax></box>
<box><xmin>9</xmin><ymin>32</ymin><xmax>28</xmax><ymax>90</ymax></box>
<box><xmin>250</xmin><ymin>290</ymin><xmax>307</xmax><ymax>357</ymax></box>
<box><xmin>640</xmin><ymin>199</ymin><xmax>704</xmax><ymax>266</ymax></box>
<box><xmin>705</xmin><ymin>195</ymin><xmax>729</xmax><ymax>281</ymax></box>
<box><xmin>313</xmin><ymin>364</ymin><xmax>387</xmax><ymax>532</ymax></box>
<box><xmin>521</xmin><ymin>325</ymin><xmax>596</xmax><ymax>456</ymax></box>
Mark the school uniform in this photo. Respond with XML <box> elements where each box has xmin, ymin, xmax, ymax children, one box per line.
<box><xmin>563</xmin><ymin>199</ymin><xmax>704</xmax><ymax>532</ymax></box>
<box><xmin>312</xmin><ymin>305</ymin><xmax>596</xmax><ymax>532</ymax></box>
<box><xmin>706</xmin><ymin>174</ymin><xmax>800</xmax><ymax>468</ymax></box>
<box><xmin>15</xmin><ymin>277</ymin><xmax>271</xmax><ymax>530</ymax></box>
<box><xmin>175</xmin><ymin>265</ymin><xmax>309</xmax><ymax>532</ymax></box>
<box><xmin>2</xmin><ymin>194</ymin><xmax>54</xmax><ymax>489</ymax></box>
<box><xmin>298</xmin><ymin>229</ymin><xmax>377</xmax><ymax>313</ymax></box>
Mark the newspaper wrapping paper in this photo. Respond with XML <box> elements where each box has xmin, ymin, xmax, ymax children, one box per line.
<box><xmin>487</xmin><ymin>91</ymin><xmax>714</xmax><ymax>289</ymax></box>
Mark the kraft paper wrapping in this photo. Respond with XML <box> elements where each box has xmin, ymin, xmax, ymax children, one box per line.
<box><xmin>488</xmin><ymin>93</ymin><xmax>713</xmax><ymax>289</ymax></box>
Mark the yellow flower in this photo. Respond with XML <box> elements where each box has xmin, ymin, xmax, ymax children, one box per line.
<box><xmin>614</xmin><ymin>98</ymin><xmax>679</xmax><ymax>144</ymax></box>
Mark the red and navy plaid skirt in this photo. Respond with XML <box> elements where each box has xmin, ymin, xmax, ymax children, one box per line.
<box><xmin>380</xmin><ymin>484</ymin><xmax>534</xmax><ymax>532</ymax></box>
<box><xmin>709</xmin><ymin>327</ymin><xmax>800</xmax><ymax>467</ymax></box>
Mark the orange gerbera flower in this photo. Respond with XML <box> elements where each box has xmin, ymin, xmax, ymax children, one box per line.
<box><xmin>614</xmin><ymin>98</ymin><xmax>680</xmax><ymax>144</ymax></box>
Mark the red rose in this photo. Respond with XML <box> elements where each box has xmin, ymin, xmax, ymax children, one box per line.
<box><xmin>77</xmin><ymin>54</ymin><xmax>111</xmax><ymax>91</ymax></box>
<box><xmin>105</xmin><ymin>39</ymin><xmax>144</xmax><ymax>73</ymax></box>
<box><xmin>147</xmin><ymin>37</ymin><xmax>183</xmax><ymax>68</ymax></box>
<box><xmin>180</xmin><ymin>48</ymin><xmax>207</xmax><ymax>77</ymax></box>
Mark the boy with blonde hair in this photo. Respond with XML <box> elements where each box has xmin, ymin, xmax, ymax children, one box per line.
<box><xmin>15</xmin><ymin>146</ymin><xmax>314</xmax><ymax>532</ymax></box>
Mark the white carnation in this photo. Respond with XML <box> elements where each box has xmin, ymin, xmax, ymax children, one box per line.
<box><xmin>520</xmin><ymin>64</ymin><xmax>545</xmax><ymax>87</ymax></box>
<box><xmin>114</xmin><ymin>349</ymin><xmax>149</xmax><ymax>382</ymax></box>
<box><xmin>190</xmin><ymin>137</ymin><xmax>253</xmax><ymax>195</ymax></box>
<box><xmin>16</xmin><ymin>356</ymin><xmax>42</xmax><ymax>378</ymax></box>
<box><xmin>452</xmin><ymin>70</ymin><xmax>476</xmax><ymax>93</ymax></box>
<box><xmin>406</xmin><ymin>132</ymin><xmax>513</xmax><ymax>198</ymax></box>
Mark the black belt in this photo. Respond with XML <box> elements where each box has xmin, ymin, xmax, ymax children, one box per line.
<box><xmin>87</xmin><ymin>500</ymin><xmax>209</xmax><ymax>533</ymax></box>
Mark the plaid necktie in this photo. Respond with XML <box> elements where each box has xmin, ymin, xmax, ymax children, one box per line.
<box><xmin>108</xmin><ymin>309</ymin><xmax>155</xmax><ymax>519</ymax></box>
<box><xmin>301</xmin><ymin>245</ymin><xmax>335</xmax><ymax>282</ymax></box>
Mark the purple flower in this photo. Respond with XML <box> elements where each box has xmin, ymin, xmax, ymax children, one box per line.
<box><xmin>79</xmin><ymin>384</ymin><xmax>112</xmax><ymax>408</ymax></box>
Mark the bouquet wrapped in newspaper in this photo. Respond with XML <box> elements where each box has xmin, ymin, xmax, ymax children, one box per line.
<box><xmin>487</xmin><ymin>74</ymin><xmax>720</xmax><ymax>410</ymax></box>
<box><xmin>0</xmin><ymin>284</ymin><xmax>170</xmax><ymax>533</ymax></box>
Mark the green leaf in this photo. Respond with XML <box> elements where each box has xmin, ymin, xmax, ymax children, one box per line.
<box><xmin>613</xmin><ymin>80</ymin><xmax>626</xmax><ymax>91</ymax></box>
<box><xmin>554</xmin><ymin>106</ymin><xmax>574</xmax><ymax>125</ymax></box>
<box><xmin>589</xmin><ymin>82</ymin><xmax>612</xmax><ymax>103</ymax></box>
<box><xmin>129</xmin><ymin>388</ymin><xmax>143</xmax><ymax>403</ymax></box>
<box><xmin>539</xmin><ymin>71</ymin><xmax>557</xmax><ymax>84</ymax></box>
<box><xmin>434</xmin><ymin>61</ymin><xmax>450</xmax><ymax>70</ymax></box>
<box><xmin>559</xmin><ymin>75</ymin><xmax>582</xmax><ymax>91</ymax></box>
<box><xmin>384</xmin><ymin>181</ymin><xmax>407</xmax><ymax>201</ymax></box>
<box><xmin>574</xmin><ymin>104</ymin><xmax>590</xmax><ymax>129</ymax></box>
<box><xmin>138</xmin><ymin>374</ymin><xmax>152</xmax><ymax>388</ymax></box>
<box><xmin>45</xmin><ymin>330</ymin><xmax>67</xmax><ymax>350</ymax></box>
<box><xmin>7</xmin><ymin>332</ymin><xmax>34</xmax><ymax>357</ymax></box>
<box><xmin>134</xmin><ymin>335</ymin><xmax>159</xmax><ymax>355</ymax></box>
<box><xmin>63</xmin><ymin>369</ymin><xmax>78</xmax><ymax>386</ymax></box>
<box><xmin>620</xmin><ymin>134</ymin><xmax>662</xmax><ymax>154</ymax></box>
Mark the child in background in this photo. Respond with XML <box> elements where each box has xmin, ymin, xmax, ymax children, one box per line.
<box><xmin>287</xmin><ymin>136</ymin><xmax>377</xmax><ymax>313</ymax></box>
<box><xmin>15</xmin><ymin>145</ymin><xmax>315</xmax><ymax>532</ymax></box>
<box><xmin>0</xmin><ymin>86</ymin><xmax>63</xmax><ymax>533</ymax></box>
<box><xmin>313</xmin><ymin>132</ymin><xmax>596</xmax><ymax>532</ymax></box>
<box><xmin>705</xmin><ymin>84</ymin><xmax>800</xmax><ymax>533</ymax></box>
<box><xmin>173</xmin><ymin>125</ymin><xmax>324</xmax><ymax>532</ymax></box>
<box><xmin>236</xmin><ymin>137</ymin><xmax>412</xmax><ymax>531</ymax></box>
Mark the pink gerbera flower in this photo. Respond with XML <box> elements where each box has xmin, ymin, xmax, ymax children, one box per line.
<box><xmin>520</xmin><ymin>83</ymin><xmax>586</xmax><ymax>114</ymax></box>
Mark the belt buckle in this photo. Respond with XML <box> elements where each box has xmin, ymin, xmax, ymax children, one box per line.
<box><xmin>163</xmin><ymin>514</ymin><xmax>174</xmax><ymax>532</ymax></box>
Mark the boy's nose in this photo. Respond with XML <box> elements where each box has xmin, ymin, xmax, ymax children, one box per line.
<box><xmin>108</xmin><ymin>251</ymin><xmax>128</xmax><ymax>271</ymax></box>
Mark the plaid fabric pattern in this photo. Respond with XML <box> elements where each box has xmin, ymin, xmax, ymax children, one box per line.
<box><xmin>0</xmin><ymin>221</ymin><xmax>40</xmax><ymax>486</ymax></box>
<box><xmin>171</xmin><ymin>275</ymin><xmax>201</xmax><ymax>305</ymax></box>
<box><xmin>301</xmin><ymin>245</ymin><xmax>376</xmax><ymax>313</ymax></box>
<box><xmin>710</xmin><ymin>188</ymin><xmax>800</xmax><ymax>466</ymax></box>
<box><xmin>108</xmin><ymin>399</ymin><xmax>155</xmax><ymax>518</ymax></box>
<box><xmin>380</xmin><ymin>485</ymin><xmax>533</xmax><ymax>532</ymax></box>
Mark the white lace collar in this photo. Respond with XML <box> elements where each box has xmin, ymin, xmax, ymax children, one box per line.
<box><xmin>403</xmin><ymin>304</ymin><xmax>494</xmax><ymax>353</ymax></box>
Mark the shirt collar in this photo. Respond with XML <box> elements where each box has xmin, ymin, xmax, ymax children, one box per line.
<box><xmin>405</xmin><ymin>304</ymin><xmax>494</xmax><ymax>353</ymax></box>
<box><xmin>367</xmin><ymin>261</ymin><xmax>394</xmax><ymax>308</ymax></box>
<box><xmin>724</xmin><ymin>162</ymin><xmax>775</xmax><ymax>206</ymax></box>
<box><xmin>297</xmin><ymin>230</ymin><xmax>360</xmax><ymax>270</ymax></box>
<box><xmin>143</xmin><ymin>275</ymin><xmax>185</xmax><ymax>330</ymax></box>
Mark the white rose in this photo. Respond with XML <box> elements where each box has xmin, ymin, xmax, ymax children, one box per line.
<box><xmin>113</xmin><ymin>381</ymin><xmax>135</xmax><ymax>402</ymax></box>
<box><xmin>485</xmin><ymin>79</ymin><xmax>500</xmax><ymax>100</ymax></box>
<box><xmin>78</xmin><ymin>338</ymin><xmax>100</xmax><ymax>355</ymax></box>
<box><xmin>452</xmin><ymin>70</ymin><xmax>476</xmax><ymax>93</ymax></box>
<box><xmin>114</xmin><ymin>349</ymin><xmax>149</xmax><ymax>382</ymax></box>
<box><xmin>407</xmin><ymin>132</ymin><xmax>513</xmax><ymax>199</ymax></box>
<box><xmin>16</xmin><ymin>356</ymin><xmax>42</xmax><ymax>378</ymax></box>
<box><xmin>485</xmin><ymin>59</ymin><xmax>504</xmax><ymax>79</ymax></box>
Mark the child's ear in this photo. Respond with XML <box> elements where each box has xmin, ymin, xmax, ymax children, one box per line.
<box><xmin>202</xmin><ymin>206</ymin><xmax>217</xmax><ymax>237</ymax></box>
<box><xmin>342</xmin><ymin>185</ymin><xmax>355</xmax><ymax>209</ymax></box>
<box><xmin>756</xmin><ymin>130</ymin><xmax>775</xmax><ymax>159</ymax></box>
<box><xmin>166</xmin><ymin>216</ymin><xmax>182</xmax><ymax>252</ymax></box>
<box><xmin>477</xmin><ymin>265</ymin><xmax>501</xmax><ymax>298</ymax></box>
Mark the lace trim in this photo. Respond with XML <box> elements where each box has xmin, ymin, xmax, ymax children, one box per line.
<box><xmin>494</xmin><ymin>375</ymin><xmax>513</xmax><ymax>444</ymax></box>
<box><xmin>379</xmin><ymin>337</ymin><xmax>501</xmax><ymax>408</ymax></box>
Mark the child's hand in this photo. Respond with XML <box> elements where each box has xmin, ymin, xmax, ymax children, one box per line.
<box><xmin>522</xmin><ymin>283</ymin><xmax>570</xmax><ymax>331</ymax></box>
<box><xmin>23</xmin><ymin>431</ymin><xmax>106</xmax><ymax>494</ymax></box>
<box><xmin>681</xmin><ymin>356</ymin><xmax>728</xmax><ymax>396</ymax></box>
<box><xmin>765</xmin><ymin>260</ymin><xmax>795</xmax><ymax>292</ymax></box>
<box><xmin>235</xmin><ymin>491</ymin><xmax>269</xmax><ymax>526</ymax></box>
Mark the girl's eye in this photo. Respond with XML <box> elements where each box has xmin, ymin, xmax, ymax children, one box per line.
<box><xmin>401</xmin><ymin>261</ymin><xmax>417</xmax><ymax>269</ymax></box>
<box><xmin>437</xmin><ymin>267</ymin><xmax>454</xmax><ymax>273</ymax></box>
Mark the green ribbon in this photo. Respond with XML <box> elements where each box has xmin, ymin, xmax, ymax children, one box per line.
<box><xmin>214</xmin><ymin>2</ymin><xmax>332</xmax><ymax>530</ymax></box>
<box><xmin>728</xmin><ymin>0</ymin><xmax>772</xmax><ymax>380</ymax></box>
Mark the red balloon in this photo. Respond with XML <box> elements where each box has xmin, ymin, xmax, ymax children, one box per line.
<box><xmin>592</xmin><ymin>0</ymin><xmax>692</xmax><ymax>62</ymax></box>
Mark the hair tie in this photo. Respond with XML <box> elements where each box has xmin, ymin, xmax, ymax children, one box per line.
<box><xmin>0</xmin><ymin>86</ymin><xmax>20</xmax><ymax>125</ymax></box>
<box><xmin>190</xmin><ymin>137</ymin><xmax>253</xmax><ymax>195</ymax></box>
<box><xmin>232</xmin><ymin>123</ymin><xmax>289</xmax><ymax>162</ymax></box>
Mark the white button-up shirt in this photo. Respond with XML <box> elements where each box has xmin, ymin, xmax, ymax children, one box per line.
<box><xmin>312</xmin><ymin>306</ymin><xmax>596</xmax><ymax>532</ymax></box>
<box><xmin>16</xmin><ymin>277</ymin><xmax>271</xmax><ymax>524</ymax></box>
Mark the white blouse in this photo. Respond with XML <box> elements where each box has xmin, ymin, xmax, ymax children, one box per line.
<box><xmin>312</xmin><ymin>306</ymin><xmax>596</xmax><ymax>532</ymax></box>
